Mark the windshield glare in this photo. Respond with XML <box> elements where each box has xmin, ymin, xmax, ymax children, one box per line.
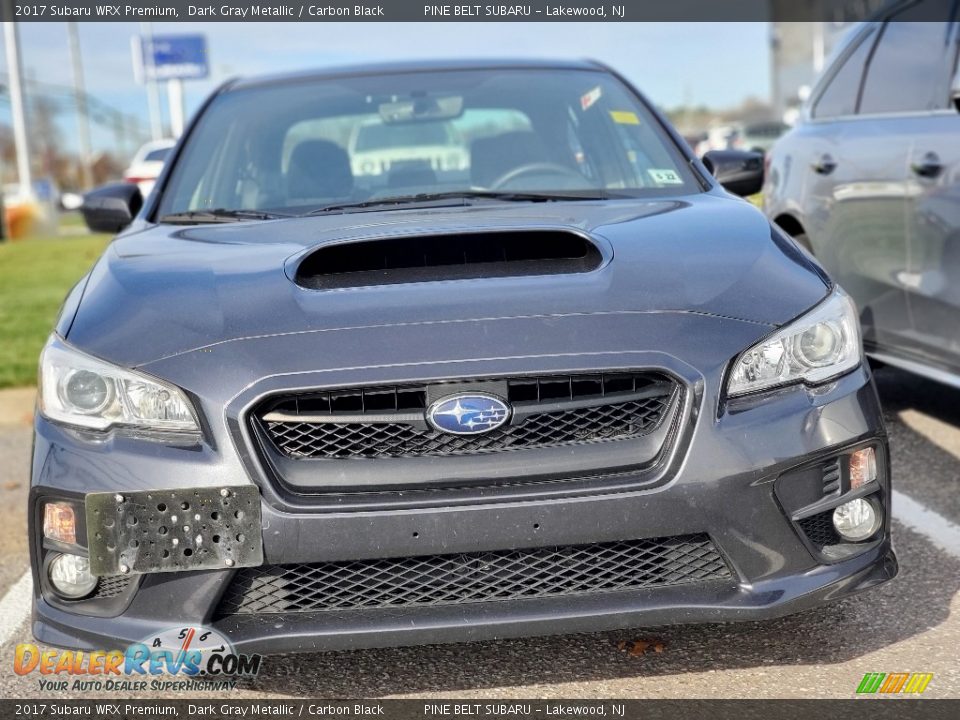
<box><xmin>158</xmin><ymin>68</ymin><xmax>698</xmax><ymax>218</ymax></box>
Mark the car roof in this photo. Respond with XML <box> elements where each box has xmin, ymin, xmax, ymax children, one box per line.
<box><xmin>228</xmin><ymin>58</ymin><xmax>606</xmax><ymax>90</ymax></box>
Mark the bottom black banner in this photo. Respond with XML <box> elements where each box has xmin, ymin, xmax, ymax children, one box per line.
<box><xmin>1</xmin><ymin>700</ymin><xmax>958</xmax><ymax>720</ymax></box>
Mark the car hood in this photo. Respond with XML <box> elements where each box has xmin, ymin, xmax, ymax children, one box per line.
<box><xmin>66</xmin><ymin>193</ymin><xmax>829</xmax><ymax>368</ymax></box>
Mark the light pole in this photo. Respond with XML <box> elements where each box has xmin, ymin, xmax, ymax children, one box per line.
<box><xmin>2</xmin><ymin>17</ymin><xmax>33</xmax><ymax>197</ymax></box>
<box><xmin>67</xmin><ymin>22</ymin><xmax>94</xmax><ymax>190</ymax></box>
<box><xmin>167</xmin><ymin>78</ymin><xmax>185</xmax><ymax>137</ymax></box>
<box><xmin>140</xmin><ymin>22</ymin><xmax>164</xmax><ymax>140</ymax></box>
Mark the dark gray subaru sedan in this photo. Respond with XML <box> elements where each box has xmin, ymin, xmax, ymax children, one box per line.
<box><xmin>32</xmin><ymin>60</ymin><xmax>896</xmax><ymax>655</ymax></box>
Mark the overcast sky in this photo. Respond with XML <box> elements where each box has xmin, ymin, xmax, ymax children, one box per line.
<box><xmin>0</xmin><ymin>22</ymin><xmax>770</xmax><ymax>155</ymax></box>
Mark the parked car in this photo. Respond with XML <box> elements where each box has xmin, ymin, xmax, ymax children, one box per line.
<box><xmin>738</xmin><ymin>121</ymin><xmax>790</xmax><ymax>154</ymax></box>
<box><xmin>694</xmin><ymin>124</ymin><xmax>741</xmax><ymax>156</ymax></box>
<box><xmin>123</xmin><ymin>139</ymin><xmax>176</xmax><ymax>197</ymax></box>
<box><xmin>41</xmin><ymin>59</ymin><xmax>894</xmax><ymax>657</ymax></box>
<box><xmin>681</xmin><ymin>131</ymin><xmax>707</xmax><ymax>154</ymax></box>
<box><xmin>765</xmin><ymin>2</ymin><xmax>960</xmax><ymax>387</ymax></box>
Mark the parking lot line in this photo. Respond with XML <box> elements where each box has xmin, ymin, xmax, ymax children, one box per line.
<box><xmin>893</xmin><ymin>489</ymin><xmax>960</xmax><ymax>558</ymax></box>
<box><xmin>0</xmin><ymin>571</ymin><xmax>31</xmax><ymax>646</ymax></box>
<box><xmin>899</xmin><ymin>409</ymin><xmax>960</xmax><ymax>462</ymax></box>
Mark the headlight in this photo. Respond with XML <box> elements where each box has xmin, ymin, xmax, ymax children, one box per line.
<box><xmin>39</xmin><ymin>335</ymin><xmax>199</xmax><ymax>433</ymax></box>
<box><xmin>727</xmin><ymin>288</ymin><xmax>861</xmax><ymax>397</ymax></box>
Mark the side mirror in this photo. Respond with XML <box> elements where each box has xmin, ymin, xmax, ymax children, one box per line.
<box><xmin>80</xmin><ymin>183</ymin><xmax>143</xmax><ymax>233</ymax></box>
<box><xmin>702</xmin><ymin>150</ymin><xmax>764</xmax><ymax>197</ymax></box>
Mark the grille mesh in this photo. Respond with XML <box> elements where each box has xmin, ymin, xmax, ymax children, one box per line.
<box><xmin>216</xmin><ymin>534</ymin><xmax>730</xmax><ymax>615</ymax></box>
<box><xmin>798</xmin><ymin>510</ymin><xmax>842</xmax><ymax>548</ymax></box>
<box><xmin>264</xmin><ymin>395</ymin><xmax>671</xmax><ymax>460</ymax></box>
<box><xmin>92</xmin><ymin>574</ymin><xmax>134</xmax><ymax>599</ymax></box>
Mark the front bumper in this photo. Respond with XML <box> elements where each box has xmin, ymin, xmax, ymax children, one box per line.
<box><xmin>35</xmin><ymin>541</ymin><xmax>896</xmax><ymax>654</ymax></box>
<box><xmin>30</xmin><ymin>356</ymin><xmax>896</xmax><ymax>654</ymax></box>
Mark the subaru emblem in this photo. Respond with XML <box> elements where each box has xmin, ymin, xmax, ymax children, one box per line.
<box><xmin>427</xmin><ymin>393</ymin><xmax>511</xmax><ymax>435</ymax></box>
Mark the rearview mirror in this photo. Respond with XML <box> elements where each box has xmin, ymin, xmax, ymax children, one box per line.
<box><xmin>702</xmin><ymin>150</ymin><xmax>764</xmax><ymax>197</ymax></box>
<box><xmin>80</xmin><ymin>183</ymin><xmax>143</xmax><ymax>234</ymax></box>
<box><xmin>379</xmin><ymin>95</ymin><xmax>464</xmax><ymax>123</ymax></box>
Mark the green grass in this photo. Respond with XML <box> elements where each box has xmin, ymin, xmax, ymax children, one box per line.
<box><xmin>0</xmin><ymin>234</ymin><xmax>111</xmax><ymax>388</ymax></box>
<box><xmin>58</xmin><ymin>211</ymin><xmax>87</xmax><ymax>229</ymax></box>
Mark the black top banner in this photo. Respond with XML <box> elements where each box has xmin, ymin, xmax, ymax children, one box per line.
<box><xmin>2</xmin><ymin>700</ymin><xmax>960</xmax><ymax>720</ymax></box>
<box><xmin>1</xmin><ymin>0</ymin><xmax>957</xmax><ymax>22</ymax></box>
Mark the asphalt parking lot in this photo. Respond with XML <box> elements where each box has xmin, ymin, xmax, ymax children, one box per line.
<box><xmin>1</xmin><ymin>366</ymin><xmax>958</xmax><ymax>700</ymax></box>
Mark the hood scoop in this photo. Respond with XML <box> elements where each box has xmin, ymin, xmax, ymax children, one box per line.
<box><xmin>294</xmin><ymin>230</ymin><xmax>603</xmax><ymax>290</ymax></box>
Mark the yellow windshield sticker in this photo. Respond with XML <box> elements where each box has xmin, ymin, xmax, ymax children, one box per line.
<box><xmin>610</xmin><ymin>110</ymin><xmax>640</xmax><ymax>125</ymax></box>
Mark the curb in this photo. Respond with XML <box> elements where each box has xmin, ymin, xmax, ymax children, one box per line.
<box><xmin>0</xmin><ymin>387</ymin><xmax>36</xmax><ymax>427</ymax></box>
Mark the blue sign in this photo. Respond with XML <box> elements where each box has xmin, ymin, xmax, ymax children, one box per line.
<box><xmin>140</xmin><ymin>35</ymin><xmax>208</xmax><ymax>81</ymax></box>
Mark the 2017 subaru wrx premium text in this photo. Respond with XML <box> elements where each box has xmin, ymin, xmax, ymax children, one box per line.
<box><xmin>31</xmin><ymin>60</ymin><xmax>897</xmax><ymax>654</ymax></box>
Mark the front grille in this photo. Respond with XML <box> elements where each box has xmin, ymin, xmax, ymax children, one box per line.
<box><xmin>215</xmin><ymin>534</ymin><xmax>730</xmax><ymax>615</ymax></box>
<box><xmin>257</xmin><ymin>373</ymin><xmax>675</xmax><ymax>460</ymax></box>
<box><xmin>266</xmin><ymin>397</ymin><xmax>669</xmax><ymax>459</ymax></box>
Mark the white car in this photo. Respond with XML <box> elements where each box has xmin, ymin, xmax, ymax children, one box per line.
<box><xmin>124</xmin><ymin>139</ymin><xmax>176</xmax><ymax>197</ymax></box>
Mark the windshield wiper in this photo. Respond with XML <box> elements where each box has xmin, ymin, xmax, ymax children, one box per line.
<box><xmin>304</xmin><ymin>190</ymin><xmax>614</xmax><ymax>216</ymax></box>
<box><xmin>158</xmin><ymin>209</ymin><xmax>292</xmax><ymax>225</ymax></box>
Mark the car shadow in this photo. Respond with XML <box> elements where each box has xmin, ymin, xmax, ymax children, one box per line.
<box><xmin>242</xmin><ymin>367</ymin><xmax>960</xmax><ymax>697</ymax></box>
<box><xmin>873</xmin><ymin>364</ymin><xmax>960</xmax><ymax>428</ymax></box>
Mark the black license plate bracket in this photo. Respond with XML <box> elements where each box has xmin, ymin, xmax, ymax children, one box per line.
<box><xmin>86</xmin><ymin>486</ymin><xmax>263</xmax><ymax>577</ymax></box>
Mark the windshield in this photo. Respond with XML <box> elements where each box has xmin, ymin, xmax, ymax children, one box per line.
<box><xmin>157</xmin><ymin>68</ymin><xmax>699</xmax><ymax>217</ymax></box>
<box><xmin>143</xmin><ymin>147</ymin><xmax>172</xmax><ymax>163</ymax></box>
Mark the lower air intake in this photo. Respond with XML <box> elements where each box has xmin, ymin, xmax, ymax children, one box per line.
<box><xmin>798</xmin><ymin>510</ymin><xmax>842</xmax><ymax>548</ymax></box>
<box><xmin>215</xmin><ymin>534</ymin><xmax>731</xmax><ymax>615</ymax></box>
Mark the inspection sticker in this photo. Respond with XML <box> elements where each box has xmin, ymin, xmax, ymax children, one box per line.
<box><xmin>580</xmin><ymin>86</ymin><xmax>602</xmax><ymax>111</ymax></box>
<box><xmin>648</xmin><ymin>168</ymin><xmax>684</xmax><ymax>185</ymax></box>
<box><xmin>610</xmin><ymin>110</ymin><xmax>640</xmax><ymax>125</ymax></box>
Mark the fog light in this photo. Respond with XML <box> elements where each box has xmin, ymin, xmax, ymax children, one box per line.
<box><xmin>832</xmin><ymin>498</ymin><xmax>881</xmax><ymax>542</ymax></box>
<box><xmin>849</xmin><ymin>447</ymin><xmax>877</xmax><ymax>489</ymax></box>
<box><xmin>48</xmin><ymin>553</ymin><xmax>98</xmax><ymax>599</ymax></box>
<box><xmin>43</xmin><ymin>502</ymin><xmax>77</xmax><ymax>545</ymax></box>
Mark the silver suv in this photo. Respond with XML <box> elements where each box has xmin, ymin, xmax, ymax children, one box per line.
<box><xmin>764</xmin><ymin>3</ymin><xmax>960</xmax><ymax>387</ymax></box>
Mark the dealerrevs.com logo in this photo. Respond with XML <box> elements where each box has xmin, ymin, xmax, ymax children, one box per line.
<box><xmin>14</xmin><ymin>626</ymin><xmax>261</xmax><ymax>692</ymax></box>
<box><xmin>857</xmin><ymin>672</ymin><xmax>934</xmax><ymax>695</ymax></box>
